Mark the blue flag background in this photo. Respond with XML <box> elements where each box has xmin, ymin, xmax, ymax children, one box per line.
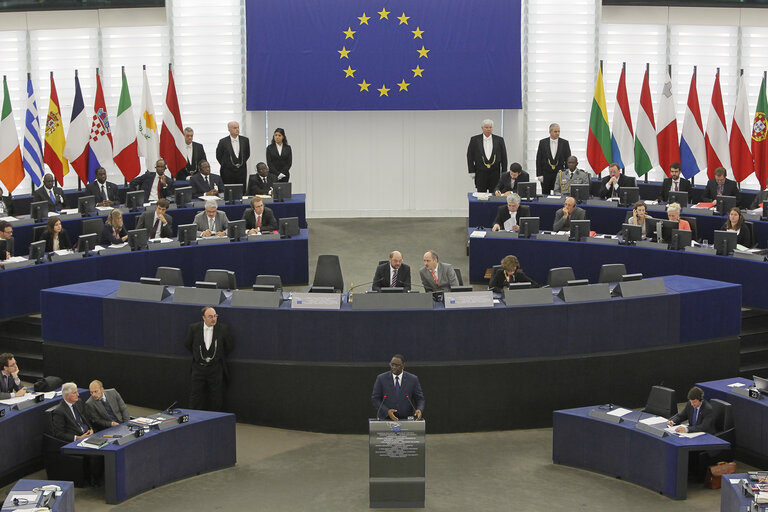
<box><xmin>246</xmin><ymin>0</ymin><xmax>521</xmax><ymax>111</ymax></box>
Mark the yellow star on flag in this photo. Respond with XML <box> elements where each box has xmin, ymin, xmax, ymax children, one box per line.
<box><xmin>417</xmin><ymin>46</ymin><xmax>430</xmax><ymax>58</ymax></box>
<box><xmin>343</xmin><ymin>27</ymin><xmax>356</xmax><ymax>39</ymax></box>
<box><xmin>412</xmin><ymin>27</ymin><xmax>424</xmax><ymax>39</ymax></box>
<box><xmin>358</xmin><ymin>80</ymin><xmax>370</xmax><ymax>92</ymax></box>
<box><xmin>411</xmin><ymin>65</ymin><xmax>424</xmax><ymax>78</ymax></box>
<box><xmin>358</xmin><ymin>12</ymin><xmax>370</xmax><ymax>25</ymax></box>
<box><xmin>338</xmin><ymin>46</ymin><xmax>351</xmax><ymax>59</ymax></box>
<box><xmin>343</xmin><ymin>66</ymin><xmax>356</xmax><ymax>78</ymax></box>
<box><xmin>377</xmin><ymin>84</ymin><xmax>390</xmax><ymax>96</ymax></box>
<box><xmin>397</xmin><ymin>80</ymin><xmax>410</xmax><ymax>91</ymax></box>
<box><xmin>378</xmin><ymin>8</ymin><xmax>390</xmax><ymax>20</ymax></box>
<box><xmin>397</xmin><ymin>13</ymin><xmax>410</xmax><ymax>25</ymax></box>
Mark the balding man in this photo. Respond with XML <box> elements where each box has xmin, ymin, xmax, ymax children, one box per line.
<box><xmin>553</xmin><ymin>196</ymin><xmax>587</xmax><ymax>232</ymax></box>
<box><xmin>85</xmin><ymin>380</ymin><xmax>130</xmax><ymax>431</ymax></box>
<box><xmin>419</xmin><ymin>250</ymin><xmax>459</xmax><ymax>292</ymax></box>
<box><xmin>467</xmin><ymin>119</ymin><xmax>507</xmax><ymax>193</ymax></box>
<box><xmin>536</xmin><ymin>123</ymin><xmax>571</xmax><ymax>195</ymax></box>
<box><xmin>216</xmin><ymin>121</ymin><xmax>250</xmax><ymax>188</ymax></box>
<box><xmin>185</xmin><ymin>306</ymin><xmax>234</xmax><ymax>411</ymax></box>
<box><xmin>372</xmin><ymin>251</ymin><xmax>412</xmax><ymax>291</ymax></box>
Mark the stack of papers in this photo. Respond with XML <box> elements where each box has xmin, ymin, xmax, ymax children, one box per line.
<box><xmin>638</xmin><ymin>416</ymin><xmax>667</xmax><ymax>426</ymax></box>
<box><xmin>606</xmin><ymin>407</ymin><xmax>632</xmax><ymax>417</ymax></box>
<box><xmin>131</xmin><ymin>416</ymin><xmax>161</xmax><ymax>426</ymax></box>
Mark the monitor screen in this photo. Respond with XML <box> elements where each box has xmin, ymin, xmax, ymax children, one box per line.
<box><xmin>126</xmin><ymin>190</ymin><xmax>145</xmax><ymax>212</ymax></box>
<box><xmin>618</xmin><ymin>187</ymin><xmax>639</xmax><ymax>207</ymax></box>
<box><xmin>668</xmin><ymin>228</ymin><xmax>692</xmax><ymax>250</ymax></box>
<box><xmin>30</xmin><ymin>200</ymin><xmax>49</xmax><ymax>222</ymax></box>
<box><xmin>517</xmin><ymin>182</ymin><xmax>537</xmax><ymax>201</ymax></box>
<box><xmin>649</xmin><ymin>219</ymin><xmax>678</xmax><ymax>243</ymax></box>
<box><xmin>77</xmin><ymin>233</ymin><xmax>97</xmax><ymax>253</ymax></box>
<box><xmin>272</xmin><ymin>182</ymin><xmax>292</xmax><ymax>202</ymax></box>
<box><xmin>569</xmin><ymin>219</ymin><xmax>590</xmax><ymax>241</ymax></box>
<box><xmin>177</xmin><ymin>224</ymin><xmax>198</xmax><ymax>245</ymax></box>
<box><xmin>569</xmin><ymin>184</ymin><xmax>590</xmax><ymax>203</ymax></box>
<box><xmin>227</xmin><ymin>219</ymin><xmax>246</xmax><ymax>240</ymax></box>
<box><xmin>0</xmin><ymin>237</ymin><xmax>13</xmax><ymax>260</ymax></box>
<box><xmin>278</xmin><ymin>217</ymin><xmax>300</xmax><ymax>237</ymax></box>
<box><xmin>668</xmin><ymin>190</ymin><xmax>688</xmax><ymax>206</ymax></box>
<box><xmin>78</xmin><ymin>195</ymin><xmax>96</xmax><ymax>216</ymax></box>
<box><xmin>174</xmin><ymin>186</ymin><xmax>193</xmax><ymax>208</ymax></box>
<box><xmin>28</xmin><ymin>239</ymin><xmax>46</xmax><ymax>263</ymax></box>
<box><xmin>713</xmin><ymin>229</ymin><xmax>737</xmax><ymax>256</ymax></box>
<box><xmin>716</xmin><ymin>195</ymin><xmax>738</xmax><ymax>216</ymax></box>
<box><xmin>620</xmin><ymin>223</ymin><xmax>642</xmax><ymax>244</ymax></box>
<box><xmin>127</xmin><ymin>229</ymin><xmax>149</xmax><ymax>251</ymax></box>
<box><xmin>518</xmin><ymin>217</ymin><xmax>539</xmax><ymax>239</ymax></box>
<box><xmin>224</xmin><ymin>184</ymin><xmax>243</xmax><ymax>204</ymax></box>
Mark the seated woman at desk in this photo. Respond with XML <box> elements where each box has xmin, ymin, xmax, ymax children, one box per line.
<box><xmin>666</xmin><ymin>203</ymin><xmax>690</xmax><ymax>231</ymax></box>
<box><xmin>625</xmin><ymin>201</ymin><xmax>654</xmax><ymax>238</ymax></box>
<box><xmin>40</xmin><ymin>216</ymin><xmax>72</xmax><ymax>252</ymax></box>
<box><xmin>488</xmin><ymin>254</ymin><xmax>539</xmax><ymax>292</ymax></box>
<box><xmin>100</xmin><ymin>209</ymin><xmax>128</xmax><ymax>245</ymax></box>
<box><xmin>722</xmin><ymin>207</ymin><xmax>752</xmax><ymax>248</ymax></box>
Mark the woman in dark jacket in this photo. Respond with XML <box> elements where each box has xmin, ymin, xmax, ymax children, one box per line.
<box><xmin>266</xmin><ymin>127</ymin><xmax>292</xmax><ymax>183</ymax></box>
<box><xmin>40</xmin><ymin>216</ymin><xmax>71</xmax><ymax>252</ymax></box>
<box><xmin>100</xmin><ymin>209</ymin><xmax>128</xmax><ymax>245</ymax></box>
<box><xmin>489</xmin><ymin>254</ymin><xmax>539</xmax><ymax>292</ymax></box>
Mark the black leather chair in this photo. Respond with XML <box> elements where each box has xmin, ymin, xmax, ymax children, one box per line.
<box><xmin>312</xmin><ymin>255</ymin><xmax>344</xmax><ymax>292</ymax></box>
<box><xmin>81</xmin><ymin>218</ymin><xmax>104</xmax><ymax>237</ymax></box>
<box><xmin>155</xmin><ymin>267</ymin><xmax>184</xmax><ymax>286</ymax></box>
<box><xmin>204</xmin><ymin>269</ymin><xmax>236</xmax><ymax>290</ymax></box>
<box><xmin>642</xmin><ymin>385</ymin><xmax>676</xmax><ymax>418</ymax></box>
<box><xmin>681</xmin><ymin>216</ymin><xmax>698</xmax><ymax>242</ymax></box>
<box><xmin>707</xmin><ymin>398</ymin><xmax>735</xmax><ymax>463</ymax></box>
<box><xmin>453</xmin><ymin>267</ymin><xmax>464</xmax><ymax>286</ymax></box>
<box><xmin>598</xmin><ymin>263</ymin><xmax>627</xmax><ymax>284</ymax></box>
<box><xmin>42</xmin><ymin>407</ymin><xmax>88</xmax><ymax>487</ymax></box>
<box><xmin>547</xmin><ymin>267</ymin><xmax>575</xmax><ymax>288</ymax></box>
<box><xmin>745</xmin><ymin>221</ymin><xmax>756</xmax><ymax>248</ymax></box>
<box><xmin>254</xmin><ymin>274</ymin><xmax>283</xmax><ymax>292</ymax></box>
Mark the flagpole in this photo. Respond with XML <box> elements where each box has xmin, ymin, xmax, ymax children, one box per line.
<box><xmin>645</xmin><ymin>63</ymin><xmax>650</xmax><ymax>184</ymax></box>
<box><xmin>691</xmin><ymin>66</ymin><xmax>697</xmax><ymax>187</ymax></box>
<box><xmin>622</xmin><ymin>61</ymin><xmax>626</xmax><ymax>173</ymax></box>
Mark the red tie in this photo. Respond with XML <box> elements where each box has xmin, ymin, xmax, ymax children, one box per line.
<box><xmin>431</xmin><ymin>269</ymin><xmax>438</xmax><ymax>284</ymax></box>
<box><xmin>674</xmin><ymin>181</ymin><xmax>679</xmax><ymax>192</ymax></box>
<box><xmin>257</xmin><ymin>215</ymin><xmax>261</xmax><ymax>228</ymax></box>
<box><xmin>157</xmin><ymin>178</ymin><xmax>162</xmax><ymax>198</ymax></box>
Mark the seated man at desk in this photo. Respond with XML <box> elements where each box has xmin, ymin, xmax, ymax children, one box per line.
<box><xmin>0</xmin><ymin>220</ymin><xmax>12</xmax><ymax>259</ymax></box>
<box><xmin>491</xmin><ymin>193</ymin><xmax>531</xmax><ymax>232</ymax></box>
<box><xmin>553</xmin><ymin>156</ymin><xmax>590</xmax><ymax>195</ymax></box>
<box><xmin>0</xmin><ymin>352</ymin><xmax>25</xmax><ymax>398</ymax></box>
<box><xmin>419</xmin><ymin>250</ymin><xmax>459</xmax><ymax>292</ymax></box>
<box><xmin>247</xmin><ymin>162</ymin><xmax>276</xmax><ymax>197</ymax></box>
<box><xmin>129</xmin><ymin>159</ymin><xmax>175</xmax><ymax>202</ymax></box>
<box><xmin>135</xmin><ymin>198</ymin><xmax>174</xmax><ymax>238</ymax></box>
<box><xmin>657</xmin><ymin>162</ymin><xmax>692</xmax><ymax>203</ymax></box>
<box><xmin>553</xmin><ymin>196</ymin><xmax>586</xmax><ymax>231</ymax></box>
<box><xmin>84</xmin><ymin>167</ymin><xmax>119</xmax><ymax>207</ymax></box>
<box><xmin>372</xmin><ymin>250</ymin><xmax>412</xmax><ymax>291</ymax></box>
<box><xmin>189</xmin><ymin>160</ymin><xmax>224</xmax><ymax>197</ymax></box>
<box><xmin>85</xmin><ymin>379</ymin><xmax>130</xmax><ymax>431</ymax></box>
<box><xmin>667</xmin><ymin>386</ymin><xmax>715</xmax><ymax>434</ymax></box>
<box><xmin>32</xmin><ymin>173</ymin><xmax>64</xmax><ymax>212</ymax></box>
<box><xmin>494</xmin><ymin>163</ymin><xmax>530</xmax><ymax>196</ymax></box>
<box><xmin>0</xmin><ymin>187</ymin><xmax>13</xmax><ymax>216</ymax></box>
<box><xmin>488</xmin><ymin>255</ymin><xmax>538</xmax><ymax>292</ymax></box>
<box><xmin>242</xmin><ymin>196</ymin><xmax>277</xmax><ymax>234</ymax></box>
<box><xmin>52</xmin><ymin>382</ymin><xmax>94</xmax><ymax>442</ymax></box>
<box><xmin>598</xmin><ymin>162</ymin><xmax>635</xmax><ymax>199</ymax></box>
<box><xmin>702</xmin><ymin>167</ymin><xmax>740</xmax><ymax>205</ymax></box>
<box><xmin>194</xmin><ymin>200</ymin><xmax>229</xmax><ymax>237</ymax></box>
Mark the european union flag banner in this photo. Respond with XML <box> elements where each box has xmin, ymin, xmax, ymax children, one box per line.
<box><xmin>246</xmin><ymin>0</ymin><xmax>521</xmax><ymax>111</ymax></box>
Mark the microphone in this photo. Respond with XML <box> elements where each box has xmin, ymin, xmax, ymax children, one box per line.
<box><xmin>375</xmin><ymin>394</ymin><xmax>389</xmax><ymax>420</ymax></box>
<box><xmin>405</xmin><ymin>394</ymin><xmax>419</xmax><ymax>419</ymax></box>
<box><xmin>346</xmin><ymin>281</ymin><xmax>376</xmax><ymax>303</ymax></box>
<box><xmin>163</xmin><ymin>401</ymin><xmax>178</xmax><ymax>414</ymax></box>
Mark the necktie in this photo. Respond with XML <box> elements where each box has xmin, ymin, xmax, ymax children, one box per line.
<box><xmin>263</xmin><ymin>176</ymin><xmax>267</xmax><ymax>184</ymax></box>
<box><xmin>391</xmin><ymin>269</ymin><xmax>398</xmax><ymax>287</ymax></box>
<box><xmin>209</xmin><ymin>217</ymin><xmax>215</xmax><ymax>232</ymax></box>
<box><xmin>718</xmin><ymin>184</ymin><xmax>724</xmax><ymax>196</ymax></box>
<box><xmin>431</xmin><ymin>269</ymin><xmax>438</xmax><ymax>284</ymax></box>
<box><xmin>151</xmin><ymin>218</ymin><xmax>160</xmax><ymax>238</ymax></box>
<box><xmin>205</xmin><ymin>175</ymin><xmax>209</xmax><ymax>188</ymax></box>
<box><xmin>157</xmin><ymin>178</ymin><xmax>163</xmax><ymax>198</ymax></box>
<box><xmin>3</xmin><ymin>374</ymin><xmax>8</xmax><ymax>391</ymax></box>
<box><xmin>395</xmin><ymin>375</ymin><xmax>400</xmax><ymax>396</ymax></box>
<box><xmin>101</xmin><ymin>184</ymin><xmax>107</xmax><ymax>201</ymax></box>
<box><xmin>102</xmin><ymin>397</ymin><xmax>119</xmax><ymax>423</ymax></box>
<box><xmin>674</xmin><ymin>181</ymin><xmax>679</xmax><ymax>192</ymax></box>
<box><xmin>257</xmin><ymin>215</ymin><xmax>261</xmax><ymax>228</ymax></box>
<box><xmin>49</xmin><ymin>189</ymin><xmax>56</xmax><ymax>205</ymax></box>
<box><xmin>71</xmin><ymin>404</ymin><xmax>88</xmax><ymax>433</ymax></box>
<box><xmin>569</xmin><ymin>171</ymin><xmax>573</xmax><ymax>180</ymax></box>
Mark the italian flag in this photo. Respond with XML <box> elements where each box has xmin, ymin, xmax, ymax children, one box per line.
<box><xmin>586</xmin><ymin>65</ymin><xmax>611</xmax><ymax>176</ymax></box>
<box><xmin>0</xmin><ymin>76</ymin><xmax>24</xmax><ymax>194</ymax></box>
<box><xmin>113</xmin><ymin>67</ymin><xmax>141</xmax><ymax>181</ymax></box>
<box><xmin>634</xmin><ymin>68</ymin><xmax>658</xmax><ymax>177</ymax></box>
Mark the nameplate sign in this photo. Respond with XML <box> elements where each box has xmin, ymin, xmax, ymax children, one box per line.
<box><xmin>646</xmin><ymin>204</ymin><xmax>668</xmax><ymax>213</ymax></box>
<box><xmin>586</xmin><ymin>199</ymin><xmax>616</xmax><ymax>207</ymax></box>
<box><xmin>538</xmin><ymin>197</ymin><xmax>565</xmax><ymax>204</ymax></box>
<box><xmin>681</xmin><ymin>207</ymin><xmax>703</xmax><ymax>216</ymax></box>
<box><xmin>585</xmin><ymin>236</ymin><xmax>619</xmax><ymax>246</ymax></box>
<box><xmin>503</xmin><ymin>287</ymin><xmax>553</xmax><ymax>307</ymax></box>
<box><xmin>116</xmin><ymin>282</ymin><xmax>171</xmax><ymax>302</ymax></box>
<box><xmin>588</xmin><ymin>409</ymin><xmax>622</xmax><ymax>423</ymax></box>
<box><xmin>8</xmin><ymin>217</ymin><xmax>35</xmax><ymax>226</ymax></box>
<box><xmin>230</xmin><ymin>289</ymin><xmax>282</xmax><ymax>308</ymax></box>
<box><xmin>730</xmin><ymin>386</ymin><xmax>753</xmax><ymax>398</ymax></box>
<box><xmin>352</xmin><ymin>292</ymin><xmax>433</xmax><ymax>310</ymax></box>
<box><xmin>683</xmin><ymin>245</ymin><xmax>717</xmax><ymax>255</ymax></box>
<box><xmin>99</xmin><ymin>245</ymin><xmax>131</xmax><ymax>255</ymax></box>
<box><xmin>49</xmin><ymin>252</ymin><xmax>84</xmax><ymax>262</ymax></box>
<box><xmin>557</xmin><ymin>283</ymin><xmax>611</xmax><ymax>303</ymax></box>
<box><xmin>196</xmin><ymin>236</ymin><xmax>229</xmax><ymax>245</ymax></box>
<box><xmin>485</xmin><ymin>231</ymin><xmax>518</xmax><ymax>239</ymax></box>
<box><xmin>1</xmin><ymin>259</ymin><xmax>35</xmax><ymax>270</ymax></box>
<box><xmin>148</xmin><ymin>240</ymin><xmax>181</xmax><ymax>250</ymax></box>
<box><xmin>291</xmin><ymin>292</ymin><xmax>341</xmax><ymax>310</ymax></box>
<box><xmin>613</xmin><ymin>278</ymin><xmax>667</xmax><ymax>298</ymax></box>
<box><xmin>733</xmin><ymin>251</ymin><xmax>766</xmax><ymax>262</ymax></box>
<box><xmin>172</xmin><ymin>286</ymin><xmax>225</xmax><ymax>305</ymax></box>
<box><xmin>536</xmin><ymin>233</ymin><xmax>569</xmax><ymax>241</ymax></box>
<box><xmin>635</xmin><ymin>240</ymin><xmax>667</xmax><ymax>250</ymax></box>
<box><xmin>443</xmin><ymin>291</ymin><xmax>494</xmax><ymax>309</ymax></box>
<box><xmin>635</xmin><ymin>421</ymin><xmax>667</xmax><ymax>437</ymax></box>
<box><xmin>247</xmin><ymin>233</ymin><xmax>280</xmax><ymax>241</ymax></box>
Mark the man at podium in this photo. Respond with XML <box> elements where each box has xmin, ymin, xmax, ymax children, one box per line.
<box><xmin>372</xmin><ymin>354</ymin><xmax>424</xmax><ymax>421</ymax></box>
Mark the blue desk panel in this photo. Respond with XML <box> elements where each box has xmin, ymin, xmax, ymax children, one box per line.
<box><xmin>1</xmin><ymin>479</ymin><xmax>74</xmax><ymax>512</ymax></box>
<box><xmin>553</xmin><ymin>406</ymin><xmax>730</xmax><ymax>500</ymax></box>
<box><xmin>720</xmin><ymin>473</ymin><xmax>758</xmax><ymax>512</ymax></box>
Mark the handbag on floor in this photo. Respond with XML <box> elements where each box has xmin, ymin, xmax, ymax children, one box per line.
<box><xmin>705</xmin><ymin>461</ymin><xmax>738</xmax><ymax>489</ymax></box>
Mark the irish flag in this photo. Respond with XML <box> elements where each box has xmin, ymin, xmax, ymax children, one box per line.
<box><xmin>634</xmin><ymin>67</ymin><xmax>658</xmax><ymax>177</ymax></box>
<box><xmin>587</xmin><ymin>65</ymin><xmax>611</xmax><ymax>176</ymax></box>
<box><xmin>0</xmin><ymin>76</ymin><xmax>24</xmax><ymax>194</ymax></box>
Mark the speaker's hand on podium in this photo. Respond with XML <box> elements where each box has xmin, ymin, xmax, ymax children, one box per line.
<box><xmin>415</xmin><ymin>410</ymin><xmax>422</xmax><ymax>420</ymax></box>
<box><xmin>387</xmin><ymin>409</ymin><xmax>398</xmax><ymax>421</ymax></box>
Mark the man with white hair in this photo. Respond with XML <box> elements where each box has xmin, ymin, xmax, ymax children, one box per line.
<box><xmin>536</xmin><ymin>123</ymin><xmax>571</xmax><ymax>195</ymax></box>
<box><xmin>216</xmin><ymin>120</ymin><xmax>250</xmax><ymax>188</ymax></box>
<box><xmin>467</xmin><ymin>119</ymin><xmax>508</xmax><ymax>193</ymax></box>
<box><xmin>51</xmin><ymin>382</ymin><xmax>93</xmax><ymax>442</ymax></box>
<box><xmin>193</xmin><ymin>199</ymin><xmax>230</xmax><ymax>237</ymax></box>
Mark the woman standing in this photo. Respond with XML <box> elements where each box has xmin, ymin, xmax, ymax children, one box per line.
<box><xmin>266</xmin><ymin>128</ymin><xmax>292</xmax><ymax>183</ymax></box>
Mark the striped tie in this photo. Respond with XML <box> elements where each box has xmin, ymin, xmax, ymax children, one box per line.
<box><xmin>391</xmin><ymin>269</ymin><xmax>398</xmax><ymax>287</ymax></box>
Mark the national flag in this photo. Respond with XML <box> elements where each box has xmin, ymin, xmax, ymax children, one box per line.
<box><xmin>634</xmin><ymin>68</ymin><xmax>658</xmax><ymax>177</ymax></box>
<box><xmin>137</xmin><ymin>68</ymin><xmax>159</xmax><ymax>172</ymax></box>
<box><xmin>656</xmin><ymin>69</ymin><xmax>680</xmax><ymax>177</ymax></box>
<box><xmin>730</xmin><ymin>73</ymin><xmax>753</xmax><ymax>183</ymax></box>
<box><xmin>22</xmin><ymin>76</ymin><xmax>44</xmax><ymax>187</ymax></box>
<box><xmin>44</xmin><ymin>73</ymin><xmax>68</xmax><ymax>185</ymax></box>
<box><xmin>159</xmin><ymin>68</ymin><xmax>186</xmax><ymax>177</ymax></box>
<box><xmin>610</xmin><ymin>64</ymin><xmax>633</xmax><ymax>171</ymax></box>
<box><xmin>63</xmin><ymin>72</ymin><xmax>90</xmax><ymax>185</ymax></box>
<box><xmin>752</xmin><ymin>74</ymin><xmax>768</xmax><ymax>188</ymax></box>
<box><xmin>680</xmin><ymin>70</ymin><xmax>706</xmax><ymax>180</ymax></box>
<box><xmin>112</xmin><ymin>68</ymin><xmax>141</xmax><ymax>181</ymax></box>
<box><xmin>704</xmin><ymin>71</ymin><xmax>730</xmax><ymax>179</ymax></box>
<box><xmin>0</xmin><ymin>76</ymin><xmax>24</xmax><ymax>194</ymax></box>
<box><xmin>87</xmin><ymin>72</ymin><xmax>114</xmax><ymax>183</ymax></box>
<box><xmin>586</xmin><ymin>66</ymin><xmax>611</xmax><ymax>176</ymax></box>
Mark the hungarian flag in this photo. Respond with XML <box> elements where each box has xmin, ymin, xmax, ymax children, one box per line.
<box><xmin>730</xmin><ymin>73</ymin><xmax>753</xmax><ymax>183</ymax></box>
<box><xmin>112</xmin><ymin>67</ymin><xmax>141</xmax><ymax>181</ymax></box>
<box><xmin>587</xmin><ymin>66</ymin><xmax>611</xmax><ymax>176</ymax></box>
<box><xmin>87</xmin><ymin>72</ymin><xmax>114</xmax><ymax>183</ymax></box>
<box><xmin>656</xmin><ymin>69</ymin><xmax>680</xmax><ymax>178</ymax></box>
<box><xmin>680</xmin><ymin>70</ymin><xmax>706</xmax><ymax>180</ymax></box>
<box><xmin>63</xmin><ymin>72</ymin><xmax>90</xmax><ymax>185</ymax></box>
<box><xmin>610</xmin><ymin>64</ymin><xmax>633</xmax><ymax>171</ymax></box>
<box><xmin>44</xmin><ymin>73</ymin><xmax>68</xmax><ymax>185</ymax></box>
<box><xmin>634</xmin><ymin>68</ymin><xmax>658</xmax><ymax>177</ymax></box>
<box><xmin>0</xmin><ymin>76</ymin><xmax>24</xmax><ymax>194</ymax></box>
<box><xmin>705</xmin><ymin>71</ymin><xmax>730</xmax><ymax>179</ymax></box>
<box><xmin>752</xmin><ymin>74</ymin><xmax>768</xmax><ymax>188</ymax></box>
<box><xmin>159</xmin><ymin>68</ymin><xmax>186</xmax><ymax>177</ymax></box>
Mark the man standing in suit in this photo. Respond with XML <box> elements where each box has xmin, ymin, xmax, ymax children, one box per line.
<box><xmin>247</xmin><ymin>162</ymin><xmax>276</xmax><ymax>196</ymax></box>
<box><xmin>216</xmin><ymin>121</ymin><xmax>250</xmax><ymax>188</ymax></box>
<box><xmin>189</xmin><ymin>160</ymin><xmax>224</xmax><ymax>197</ymax></box>
<box><xmin>85</xmin><ymin>379</ymin><xmax>130</xmax><ymax>431</ymax></box>
<box><xmin>84</xmin><ymin>167</ymin><xmax>119</xmax><ymax>207</ymax></box>
<box><xmin>185</xmin><ymin>306</ymin><xmax>234</xmax><ymax>411</ymax></box>
<box><xmin>598</xmin><ymin>163</ymin><xmax>636</xmax><ymax>199</ymax></box>
<box><xmin>536</xmin><ymin>123</ymin><xmax>571</xmax><ymax>195</ymax></box>
<box><xmin>193</xmin><ymin>200</ymin><xmax>229</xmax><ymax>237</ymax></box>
<box><xmin>51</xmin><ymin>382</ymin><xmax>93</xmax><ymax>442</ymax></box>
<box><xmin>657</xmin><ymin>162</ymin><xmax>692</xmax><ymax>203</ymax></box>
<box><xmin>553</xmin><ymin>196</ymin><xmax>587</xmax><ymax>231</ymax></box>
<box><xmin>242</xmin><ymin>196</ymin><xmax>277</xmax><ymax>234</ymax></box>
<box><xmin>176</xmin><ymin>127</ymin><xmax>207</xmax><ymax>180</ymax></box>
<box><xmin>553</xmin><ymin>156</ymin><xmax>590</xmax><ymax>195</ymax></box>
<box><xmin>135</xmin><ymin>198</ymin><xmax>174</xmax><ymax>238</ymax></box>
<box><xmin>702</xmin><ymin>167</ymin><xmax>741</xmax><ymax>205</ymax></box>
<box><xmin>129</xmin><ymin>159</ymin><xmax>175</xmax><ymax>202</ymax></box>
<box><xmin>32</xmin><ymin>173</ymin><xmax>64</xmax><ymax>212</ymax></box>
<box><xmin>494</xmin><ymin>163</ymin><xmax>530</xmax><ymax>196</ymax></box>
<box><xmin>467</xmin><ymin>119</ymin><xmax>507</xmax><ymax>193</ymax></box>
<box><xmin>371</xmin><ymin>354</ymin><xmax>424</xmax><ymax>421</ymax></box>
<box><xmin>372</xmin><ymin>250</ymin><xmax>412</xmax><ymax>291</ymax></box>
<box><xmin>492</xmin><ymin>193</ymin><xmax>531</xmax><ymax>232</ymax></box>
<box><xmin>0</xmin><ymin>353</ymin><xmax>25</xmax><ymax>399</ymax></box>
<box><xmin>419</xmin><ymin>250</ymin><xmax>459</xmax><ymax>292</ymax></box>
<box><xmin>667</xmin><ymin>386</ymin><xmax>716</xmax><ymax>434</ymax></box>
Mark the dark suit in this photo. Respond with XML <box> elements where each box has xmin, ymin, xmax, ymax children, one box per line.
<box><xmin>85</xmin><ymin>389</ymin><xmax>130</xmax><ymax>431</ymax></box>
<box><xmin>189</xmin><ymin>172</ymin><xmax>225</xmax><ymax>197</ymax></box>
<box><xmin>51</xmin><ymin>400</ymin><xmax>92</xmax><ymax>442</ymax></box>
<box><xmin>41</xmin><ymin>229</ymin><xmax>72</xmax><ymax>252</ymax></box>
<box><xmin>553</xmin><ymin>206</ymin><xmax>587</xmax><ymax>231</ymax></box>
<box><xmin>492</xmin><ymin>204</ymin><xmax>532</xmax><ymax>231</ymax></box>
<box><xmin>372</xmin><ymin>262</ymin><xmax>412</xmax><ymax>291</ymax></box>
<box><xmin>176</xmin><ymin>141</ymin><xmax>207</xmax><ymax>180</ymax></box>
<box><xmin>371</xmin><ymin>370</ymin><xmax>425</xmax><ymax>420</ymax></box>
<box><xmin>669</xmin><ymin>399</ymin><xmax>716</xmax><ymax>434</ymax></box>
<box><xmin>185</xmin><ymin>321</ymin><xmax>234</xmax><ymax>411</ymax></box>
<box><xmin>84</xmin><ymin>180</ymin><xmax>119</xmax><ymax>205</ymax></box>
<box><xmin>657</xmin><ymin>177</ymin><xmax>693</xmax><ymax>203</ymax></box>
<box><xmin>0</xmin><ymin>372</ymin><xmax>22</xmax><ymax>399</ymax></box>
<box><xmin>32</xmin><ymin>186</ymin><xmax>64</xmax><ymax>212</ymax></box>
<box><xmin>750</xmin><ymin>190</ymin><xmax>768</xmax><ymax>210</ymax></box>
<box><xmin>247</xmin><ymin>173</ymin><xmax>276</xmax><ymax>196</ymax></box>
<box><xmin>129</xmin><ymin>171</ymin><xmax>174</xmax><ymax>202</ymax></box>
<box><xmin>488</xmin><ymin>267</ymin><xmax>539</xmax><ymax>292</ymax></box>
<box><xmin>99</xmin><ymin>224</ymin><xmax>127</xmax><ymax>246</ymax></box>
<box><xmin>419</xmin><ymin>263</ymin><xmax>459</xmax><ymax>292</ymax></box>
<box><xmin>0</xmin><ymin>195</ymin><xmax>12</xmax><ymax>216</ymax></box>
<box><xmin>467</xmin><ymin>134</ymin><xmax>508</xmax><ymax>193</ymax></box>
<box><xmin>722</xmin><ymin>222</ymin><xmax>753</xmax><ymax>248</ymax></box>
<box><xmin>135</xmin><ymin>210</ymin><xmax>174</xmax><ymax>239</ymax></box>
<box><xmin>702</xmin><ymin>178</ymin><xmax>740</xmax><ymax>203</ymax></box>
<box><xmin>216</xmin><ymin>136</ymin><xmax>250</xmax><ymax>188</ymax></box>
<box><xmin>536</xmin><ymin>137</ymin><xmax>571</xmax><ymax>194</ymax></box>
<box><xmin>266</xmin><ymin>143</ymin><xmax>292</xmax><ymax>182</ymax></box>
<box><xmin>242</xmin><ymin>206</ymin><xmax>277</xmax><ymax>232</ymax></box>
<box><xmin>597</xmin><ymin>174</ymin><xmax>636</xmax><ymax>199</ymax></box>
<box><xmin>494</xmin><ymin>170</ymin><xmax>530</xmax><ymax>195</ymax></box>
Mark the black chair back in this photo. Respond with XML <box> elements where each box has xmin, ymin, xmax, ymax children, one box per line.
<box><xmin>680</xmin><ymin>216</ymin><xmax>698</xmax><ymax>242</ymax></box>
<box><xmin>204</xmin><ymin>269</ymin><xmax>236</xmax><ymax>290</ymax></box>
<box><xmin>155</xmin><ymin>266</ymin><xmax>184</xmax><ymax>286</ymax></box>
<box><xmin>547</xmin><ymin>267</ymin><xmax>575</xmax><ymax>287</ymax></box>
<box><xmin>32</xmin><ymin>225</ymin><xmax>47</xmax><ymax>242</ymax></box>
<box><xmin>81</xmin><ymin>218</ymin><xmax>104</xmax><ymax>237</ymax></box>
<box><xmin>453</xmin><ymin>267</ymin><xmax>464</xmax><ymax>286</ymax></box>
<box><xmin>254</xmin><ymin>274</ymin><xmax>283</xmax><ymax>292</ymax></box>
<box><xmin>313</xmin><ymin>255</ymin><xmax>344</xmax><ymax>292</ymax></box>
<box><xmin>643</xmin><ymin>385</ymin><xmax>676</xmax><ymax>417</ymax></box>
<box><xmin>598</xmin><ymin>263</ymin><xmax>627</xmax><ymax>284</ymax></box>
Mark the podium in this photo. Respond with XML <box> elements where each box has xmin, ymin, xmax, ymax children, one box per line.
<box><xmin>369</xmin><ymin>419</ymin><xmax>425</xmax><ymax>508</ymax></box>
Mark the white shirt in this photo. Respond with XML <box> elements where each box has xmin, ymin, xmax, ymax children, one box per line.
<box><xmin>503</xmin><ymin>211</ymin><xmax>518</xmax><ymax>232</ymax></box>
<box><xmin>3</xmin><ymin>372</ymin><xmax>20</xmax><ymax>397</ymax></box>
<box><xmin>392</xmin><ymin>372</ymin><xmax>403</xmax><ymax>388</ymax></box>
<box><xmin>550</xmin><ymin>138</ymin><xmax>558</xmax><ymax>158</ymax></box>
<box><xmin>483</xmin><ymin>135</ymin><xmax>493</xmax><ymax>160</ymax></box>
<box><xmin>148</xmin><ymin>173</ymin><xmax>161</xmax><ymax>201</ymax></box>
<box><xmin>100</xmin><ymin>182</ymin><xmax>109</xmax><ymax>201</ymax></box>
<box><xmin>230</xmin><ymin>137</ymin><xmax>240</xmax><ymax>157</ymax></box>
<box><xmin>203</xmin><ymin>324</ymin><xmax>214</xmax><ymax>350</ymax></box>
<box><xmin>276</xmin><ymin>143</ymin><xmax>283</xmax><ymax>156</ymax></box>
<box><xmin>185</xmin><ymin>143</ymin><xmax>193</xmax><ymax>163</ymax></box>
